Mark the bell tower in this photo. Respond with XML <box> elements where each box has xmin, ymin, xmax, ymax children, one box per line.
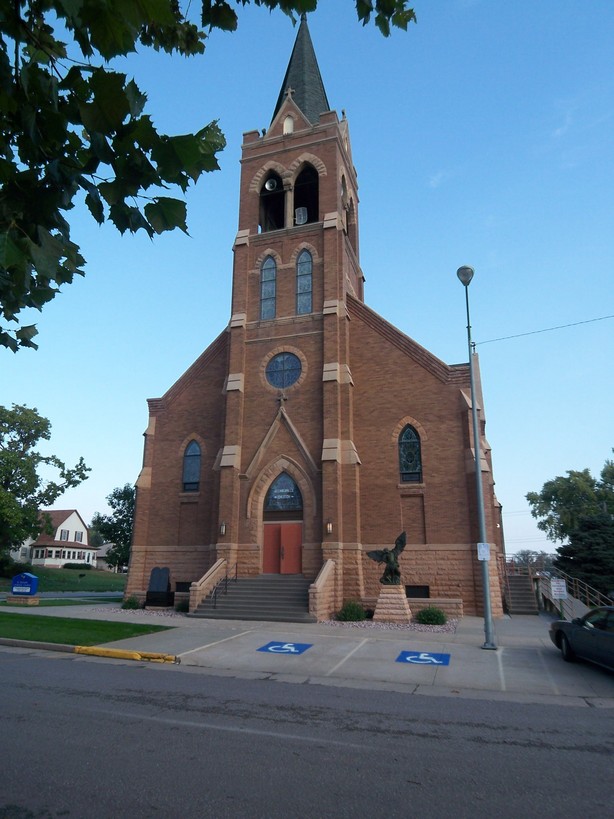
<box><xmin>217</xmin><ymin>14</ymin><xmax>365</xmax><ymax>584</ymax></box>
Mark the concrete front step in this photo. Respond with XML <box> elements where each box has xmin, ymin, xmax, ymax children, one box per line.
<box><xmin>188</xmin><ymin>574</ymin><xmax>316</xmax><ymax>623</ymax></box>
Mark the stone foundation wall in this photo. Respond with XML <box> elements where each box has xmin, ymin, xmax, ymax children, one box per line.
<box><xmin>359</xmin><ymin>543</ymin><xmax>503</xmax><ymax>618</ymax></box>
<box><xmin>363</xmin><ymin>596</ymin><xmax>463</xmax><ymax>619</ymax></box>
<box><xmin>125</xmin><ymin>544</ymin><xmax>217</xmax><ymax>600</ymax></box>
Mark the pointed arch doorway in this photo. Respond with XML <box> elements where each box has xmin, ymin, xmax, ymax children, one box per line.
<box><xmin>263</xmin><ymin>473</ymin><xmax>303</xmax><ymax>574</ymax></box>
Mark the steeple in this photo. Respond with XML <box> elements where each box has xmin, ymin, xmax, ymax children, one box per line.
<box><xmin>271</xmin><ymin>14</ymin><xmax>330</xmax><ymax>125</ymax></box>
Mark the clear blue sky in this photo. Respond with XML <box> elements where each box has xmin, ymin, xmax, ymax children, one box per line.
<box><xmin>3</xmin><ymin>1</ymin><xmax>612</xmax><ymax>555</ymax></box>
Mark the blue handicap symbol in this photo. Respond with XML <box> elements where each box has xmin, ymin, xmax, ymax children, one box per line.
<box><xmin>257</xmin><ymin>641</ymin><xmax>312</xmax><ymax>655</ymax></box>
<box><xmin>396</xmin><ymin>650</ymin><xmax>450</xmax><ymax>666</ymax></box>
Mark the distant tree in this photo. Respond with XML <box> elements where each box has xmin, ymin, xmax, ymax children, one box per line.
<box><xmin>91</xmin><ymin>484</ymin><xmax>135</xmax><ymax>570</ymax></box>
<box><xmin>0</xmin><ymin>404</ymin><xmax>90</xmax><ymax>560</ymax></box>
<box><xmin>88</xmin><ymin>528</ymin><xmax>105</xmax><ymax>550</ymax></box>
<box><xmin>0</xmin><ymin>0</ymin><xmax>416</xmax><ymax>351</ymax></box>
<box><xmin>526</xmin><ymin>455</ymin><xmax>614</xmax><ymax>544</ymax></box>
<box><xmin>554</xmin><ymin>513</ymin><xmax>614</xmax><ymax>597</ymax></box>
<box><xmin>511</xmin><ymin>550</ymin><xmax>555</xmax><ymax>571</ymax></box>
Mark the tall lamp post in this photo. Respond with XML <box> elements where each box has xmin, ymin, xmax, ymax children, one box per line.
<box><xmin>457</xmin><ymin>265</ymin><xmax>497</xmax><ymax>650</ymax></box>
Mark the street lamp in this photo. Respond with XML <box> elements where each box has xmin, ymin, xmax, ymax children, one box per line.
<box><xmin>457</xmin><ymin>265</ymin><xmax>497</xmax><ymax>650</ymax></box>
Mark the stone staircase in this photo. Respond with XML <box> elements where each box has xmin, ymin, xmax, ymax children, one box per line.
<box><xmin>506</xmin><ymin>574</ymin><xmax>539</xmax><ymax>615</ymax></box>
<box><xmin>188</xmin><ymin>574</ymin><xmax>316</xmax><ymax>623</ymax></box>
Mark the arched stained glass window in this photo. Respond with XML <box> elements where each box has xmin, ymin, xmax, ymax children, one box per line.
<box><xmin>260</xmin><ymin>256</ymin><xmax>276</xmax><ymax>320</ymax></box>
<box><xmin>399</xmin><ymin>425</ymin><xmax>422</xmax><ymax>483</ymax></box>
<box><xmin>296</xmin><ymin>250</ymin><xmax>312</xmax><ymax>315</ymax></box>
<box><xmin>264</xmin><ymin>473</ymin><xmax>303</xmax><ymax>512</ymax></box>
<box><xmin>183</xmin><ymin>440</ymin><xmax>201</xmax><ymax>492</ymax></box>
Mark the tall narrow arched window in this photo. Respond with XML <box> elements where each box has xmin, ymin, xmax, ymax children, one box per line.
<box><xmin>260</xmin><ymin>256</ymin><xmax>276</xmax><ymax>320</ymax></box>
<box><xmin>296</xmin><ymin>250</ymin><xmax>312</xmax><ymax>315</ymax></box>
<box><xmin>399</xmin><ymin>425</ymin><xmax>422</xmax><ymax>483</ymax></box>
<box><xmin>182</xmin><ymin>440</ymin><xmax>201</xmax><ymax>492</ymax></box>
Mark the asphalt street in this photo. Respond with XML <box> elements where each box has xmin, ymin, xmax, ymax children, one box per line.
<box><xmin>1</xmin><ymin>647</ymin><xmax>613</xmax><ymax>819</ymax></box>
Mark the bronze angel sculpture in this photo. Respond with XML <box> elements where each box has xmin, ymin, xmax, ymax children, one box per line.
<box><xmin>367</xmin><ymin>531</ymin><xmax>406</xmax><ymax>585</ymax></box>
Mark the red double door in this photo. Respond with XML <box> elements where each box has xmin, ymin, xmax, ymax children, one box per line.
<box><xmin>263</xmin><ymin>522</ymin><xmax>302</xmax><ymax>574</ymax></box>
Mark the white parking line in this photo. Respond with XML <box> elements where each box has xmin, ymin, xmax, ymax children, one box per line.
<box><xmin>537</xmin><ymin>648</ymin><xmax>560</xmax><ymax>695</ymax></box>
<box><xmin>178</xmin><ymin>629</ymin><xmax>254</xmax><ymax>658</ymax></box>
<box><xmin>496</xmin><ymin>647</ymin><xmax>507</xmax><ymax>691</ymax></box>
<box><xmin>324</xmin><ymin>638</ymin><xmax>369</xmax><ymax>677</ymax></box>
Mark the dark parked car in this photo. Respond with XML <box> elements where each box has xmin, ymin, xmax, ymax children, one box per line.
<box><xmin>549</xmin><ymin>606</ymin><xmax>614</xmax><ymax>671</ymax></box>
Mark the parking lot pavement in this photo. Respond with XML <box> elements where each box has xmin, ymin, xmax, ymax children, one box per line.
<box><xmin>91</xmin><ymin>612</ymin><xmax>614</xmax><ymax>705</ymax></box>
<box><xmin>3</xmin><ymin>602</ymin><xmax>613</xmax><ymax>704</ymax></box>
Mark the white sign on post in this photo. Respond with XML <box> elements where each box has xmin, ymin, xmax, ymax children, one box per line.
<box><xmin>550</xmin><ymin>578</ymin><xmax>567</xmax><ymax>600</ymax></box>
<box><xmin>477</xmin><ymin>542</ymin><xmax>490</xmax><ymax>561</ymax></box>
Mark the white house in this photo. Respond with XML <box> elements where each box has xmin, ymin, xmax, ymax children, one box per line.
<box><xmin>14</xmin><ymin>510</ymin><xmax>98</xmax><ymax>569</ymax></box>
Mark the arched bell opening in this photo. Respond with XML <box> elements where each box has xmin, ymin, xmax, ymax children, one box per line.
<box><xmin>259</xmin><ymin>171</ymin><xmax>285</xmax><ymax>232</ymax></box>
<box><xmin>293</xmin><ymin>165</ymin><xmax>319</xmax><ymax>226</ymax></box>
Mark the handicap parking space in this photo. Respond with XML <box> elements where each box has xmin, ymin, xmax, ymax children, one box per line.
<box><xmin>178</xmin><ymin>629</ymin><xmax>467</xmax><ymax>688</ymax></box>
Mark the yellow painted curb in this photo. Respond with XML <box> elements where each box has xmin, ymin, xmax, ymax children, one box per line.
<box><xmin>74</xmin><ymin>646</ymin><xmax>180</xmax><ymax>664</ymax></box>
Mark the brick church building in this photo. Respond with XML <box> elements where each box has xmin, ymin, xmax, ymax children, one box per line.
<box><xmin>126</xmin><ymin>16</ymin><xmax>505</xmax><ymax>619</ymax></box>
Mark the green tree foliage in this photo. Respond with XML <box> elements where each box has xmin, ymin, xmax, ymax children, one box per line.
<box><xmin>554</xmin><ymin>514</ymin><xmax>614</xmax><ymax>598</ymax></box>
<box><xmin>91</xmin><ymin>483</ymin><xmax>135</xmax><ymax>570</ymax></box>
<box><xmin>0</xmin><ymin>403</ymin><xmax>90</xmax><ymax>555</ymax></box>
<box><xmin>0</xmin><ymin>1</ymin><xmax>415</xmax><ymax>351</ymax></box>
<box><xmin>526</xmin><ymin>456</ymin><xmax>614</xmax><ymax>543</ymax></box>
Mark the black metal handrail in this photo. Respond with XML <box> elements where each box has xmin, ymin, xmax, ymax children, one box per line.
<box><xmin>210</xmin><ymin>562</ymin><xmax>238</xmax><ymax>609</ymax></box>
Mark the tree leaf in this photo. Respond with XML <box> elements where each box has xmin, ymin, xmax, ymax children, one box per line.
<box><xmin>145</xmin><ymin>197</ymin><xmax>188</xmax><ymax>234</ymax></box>
<box><xmin>0</xmin><ymin>233</ymin><xmax>26</xmax><ymax>270</ymax></box>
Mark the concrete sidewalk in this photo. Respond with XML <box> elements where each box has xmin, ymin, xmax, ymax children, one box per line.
<box><xmin>2</xmin><ymin>601</ymin><xmax>613</xmax><ymax>706</ymax></box>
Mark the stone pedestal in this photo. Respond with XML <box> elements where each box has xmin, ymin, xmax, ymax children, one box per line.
<box><xmin>6</xmin><ymin>595</ymin><xmax>40</xmax><ymax>606</ymax></box>
<box><xmin>373</xmin><ymin>585</ymin><xmax>412</xmax><ymax>623</ymax></box>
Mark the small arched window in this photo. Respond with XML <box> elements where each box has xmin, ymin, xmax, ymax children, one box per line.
<box><xmin>183</xmin><ymin>440</ymin><xmax>201</xmax><ymax>492</ymax></box>
<box><xmin>260</xmin><ymin>256</ymin><xmax>276</xmax><ymax>320</ymax></box>
<box><xmin>399</xmin><ymin>425</ymin><xmax>422</xmax><ymax>483</ymax></box>
<box><xmin>296</xmin><ymin>250</ymin><xmax>312</xmax><ymax>315</ymax></box>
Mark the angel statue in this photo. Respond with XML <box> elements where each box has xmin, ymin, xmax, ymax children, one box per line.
<box><xmin>367</xmin><ymin>532</ymin><xmax>406</xmax><ymax>585</ymax></box>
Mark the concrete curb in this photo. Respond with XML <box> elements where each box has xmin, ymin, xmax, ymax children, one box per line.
<box><xmin>0</xmin><ymin>637</ymin><xmax>179</xmax><ymax>664</ymax></box>
<box><xmin>74</xmin><ymin>646</ymin><xmax>180</xmax><ymax>664</ymax></box>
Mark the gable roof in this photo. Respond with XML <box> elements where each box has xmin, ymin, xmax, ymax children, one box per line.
<box><xmin>347</xmin><ymin>295</ymin><xmax>470</xmax><ymax>385</ymax></box>
<box><xmin>40</xmin><ymin>509</ymin><xmax>79</xmax><ymax>530</ymax></box>
<box><xmin>271</xmin><ymin>14</ymin><xmax>330</xmax><ymax>126</ymax></box>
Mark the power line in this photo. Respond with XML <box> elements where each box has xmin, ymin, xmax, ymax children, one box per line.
<box><xmin>476</xmin><ymin>314</ymin><xmax>613</xmax><ymax>346</ymax></box>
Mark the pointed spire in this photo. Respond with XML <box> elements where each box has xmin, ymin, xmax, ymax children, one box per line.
<box><xmin>271</xmin><ymin>14</ymin><xmax>330</xmax><ymax>126</ymax></box>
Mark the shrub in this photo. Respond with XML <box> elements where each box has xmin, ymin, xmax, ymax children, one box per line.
<box><xmin>336</xmin><ymin>600</ymin><xmax>367</xmax><ymax>621</ymax></box>
<box><xmin>415</xmin><ymin>606</ymin><xmax>447</xmax><ymax>625</ymax></box>
<box><xmin>0</xmin><ymin>553</ymin><xmax>28</xmax><ymax>578</ymax></box>
<box><xmin>121</xmin><ymin>595</ymin><xmax>142</xmax><ymax>610</ymax></box>
<box><xmin>174</xmin><ymin>599</ymin><xmax>189</xmax><ymax>613</ymax></box>
<box><xmin>63</xmin><ymin>563</ymin><xmax>92</xmax><ymax>570</ymax></box>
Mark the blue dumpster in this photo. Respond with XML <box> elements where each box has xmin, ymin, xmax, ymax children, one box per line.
<box><xmin>11</xmin><ymin>572</ymin><xmax>39</xmax><ymax>596</ymax></box>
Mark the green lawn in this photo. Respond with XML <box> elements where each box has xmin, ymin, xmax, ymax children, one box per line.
<box><xmin>0</xmin><ymin>567</ymin><xmax>127</xmax><ymax>593</ymax></box>
<box><xmin>0</xmin><ymin>612</ymin><xmax>172</xmax><ymax>645</ymax></box>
